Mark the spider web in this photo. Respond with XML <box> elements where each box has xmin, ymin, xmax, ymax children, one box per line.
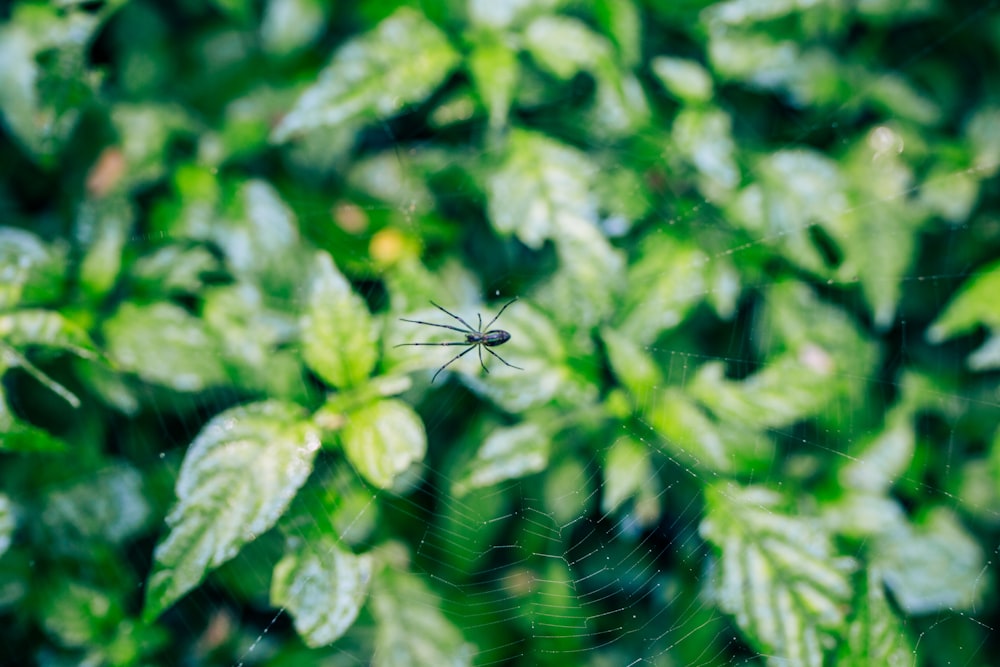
<box><xmin>3</xmin><ymin>1</ymin><xmax>999</xmax><ymax>666</ymax></box>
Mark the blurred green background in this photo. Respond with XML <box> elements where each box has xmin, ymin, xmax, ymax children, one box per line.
<box><xmin>1</xmin><ymin>0</ymin><xmax>999</xmax><ymax>665</ymax></box>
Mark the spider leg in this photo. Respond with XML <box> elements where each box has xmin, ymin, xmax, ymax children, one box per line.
<box><xmin>478</xmin><ymin>344</ymin><xmax>488</xmax><ymax>374</ymax></box>
<box><xmin>394</xmin><ymin>341</ymin><xmax>470</xmax><ymax>348</ymax></box>
<box><xmin>399</xmin><ymin>318</ymin><xmax>470</xmax><ymax>335</ymax></box>
<box><xmin>429</xmin><ymin>301</ymin><xmax>478</xmax><ymax>333</ymax></box>
<box><xmin>483</xmin><ymin>345</ymin><xmax>524</xmax><ymax>371</ymax></box>
<box><xmin>482</xmin><ymin>297</ymin><xmax>518</xmax><ymax>330</ymax></box>
<box><xmin>432</xmin><ymin>344</ymin><xmax>477</xmax><ymax>383</ymax></box>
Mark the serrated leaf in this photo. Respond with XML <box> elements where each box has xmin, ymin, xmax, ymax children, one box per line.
<box><xmin>301</xmin><ymin>251</ymin><xmax>377</xmax><ymax>389</ymax></box>
<box><xmin>371</xmin><ymin>563</ymin><xmax>474</xmax><ymax>667</ymax></box>
<box><xmin>143</xmin><ymin>401</ymin><xmax>320</xmax><ymax>620</ymax></box>
<box><xmin>453</xmin><ymin>423</ymin><xmax>549</xmax><ymax>497</ymax></box>
<box><xmin>523</xmin><ymin>16</ymin><xmax>612</xmax><ymax>80</ymax></box>
<box><xmin>871</xmin><ymin>507</ymin><xmax>986</xmax><ymax>615</ymax></box>
<box><xmin>103</xmin><ymin>302</ymin><xmax>228</xmax><ymax>392</ymax></box>
<box><xmin>271</xmin><ymin>536</ymin><xmax>372</xmax><ymax>647</ymax></box>
<box><xmin>341</xmin><ymin>399</ymin><xmax>426</xmax><ymax>490</ymax></box>
<box><xmin>701</xmin><ymin>484</ymin><xmax>856</xmax><ymax>667</ymax></box>
<box><xmin>486</xmin><ymin>130</ymin><xmax>598</xmax><ymax>249</ymax></box>
<box><xmin>272</xmin><ymin>8</ymin><xmax>460</xmax><ymax>141</ymax></box>
<box><xmin>837</xmin><ymin>567</ymin><xmax>914</xmax><ymax>666</ymax></box>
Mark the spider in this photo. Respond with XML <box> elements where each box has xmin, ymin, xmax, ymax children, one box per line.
<box><xmin>396</xmin><ymin>297</ymin><xmax>524</xmax><ymax>382</ymax></box>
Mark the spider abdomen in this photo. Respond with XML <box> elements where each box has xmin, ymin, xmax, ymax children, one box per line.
<box><xmin>478</xmin><ymin>330</ymin><xmax>511</xmax><ymax>347</ymax></box>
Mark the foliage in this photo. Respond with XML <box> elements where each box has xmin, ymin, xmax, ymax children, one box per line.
<box><xmin>1</xmin><ymin>0</ymin><xmax>999</xmax><ymax>665</ymax></box>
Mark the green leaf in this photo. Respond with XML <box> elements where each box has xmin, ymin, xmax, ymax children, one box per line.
<box><xmin>486</xmin><ymin>130</ymin><xmax>598</xmax><ymax>249</ymax></box>
<box><xmin>0</xmin><ymin>386</ymin><xmax>69</xmax><ymax>452</ymax></box>
<box><xmin>453</xmin><ymin>423</ymin><xmax>550</xmax><ymax>497</ymax></box>
<box><xmin>0</xmin><ymin>227</ymin><xmax>67</xmax><ymax>308</ymax></box>
<box><xmin>103</xmin><ymin>302</ymin><xmax>228</xmax><ymax>392</ymax></box>
<box><xmin>672</xmin><ymin>107</ymin><xmax>740</xmax><ymax>194</ymax></box>
<box><xmin>272</xmin><ymin>8</ymin><xmax>460</xmax><ymax>141</ymax></box>
<box><xmin>601</xmin><ymin>436</ymin><xmax>654</xmax><ymax>515</ymax></box>
<box><xmin>836</xmin><ymin>567</ymin><xmax>914</xmax><ymax>666</ymax></box>
<box><xmin>523</xmin><ymin>15</ymin><xmax>612</xmax><ymax>80</ymax></box>
<box><xmin>271</xmin><ymin>536</ymin><xmax>373</xmax><ymax>647</ymax></box>
<box><xmin>76</xmin><ymin>194</ymin><xmax>134</xmax><ymax>300</ymax></box>
<box><xmin>371</xmin><ymin>556</ymin><xmax>474</xmax><ymax>667</ymax></box>
<box><xmin>646</xmin><ymin>388</ymin><xmax>774</xmax><ymax>474</ymax></box>
<box><xmin>261</xmin><ymin>0</ymin><xmax>328</xmax><ymax>55</ymax></box>
<box><xmin>601</xmin><ymin>326</ymin><xmax>663</xmax><ymax>398</ymax></box>
<box><xmin>0</xmin><ymin>494</ymin><xmax>13</xmax><ymax>558</ymax></box>
<box><xmin>0</xmin><ymin>4</ymin><xmax>103</xmax><ymax>163</ymax></box>
<box><xmin>467</xmin><ymin>33</ymin><xmax>519</xmax><ymax>130</ymax></box>
<box><xmin>651</xmin><ymin>56</ymin><xmax>714</xmax><ymax>103</ymax></box>
<box><xmin>131</xmin><ymin>245</ymin><xmax>220</xmax><ymax>297</ymax></box>
<box><xmin>42</xmin><ymin>464</ymin><xmax>151</xmax><ymax>554</ymax></box>
<box><xmin>340</xmin><ymin>399</ymin><xmax>426</xmax><ymax>490</ymax></box>
<box><xmin>839</xmin><ymin>406</ymin><xmax>914</xmax><ymax>493</ymax></box>
<box><xmin>700</xmin><ymin>484</ymin><xmax>856</xmax><ymax>666</ymax></box>
<box><xmin>0</xmin><ymin>309</ymin><xmax>97</xmax><ymax>360</ymax></box>
<box><xmin>927</xmin><ymin>260</ymin><xmax>1000</xmax><ymax>370</ymax></box>
<box><xmin>144</xmin><ymin>401</ymin><xmax>320</xmax><ymax>621</ymax></box>
<box><xmin>871</xmin><ymin>507</ymin><xmax>986</xmax><ymax>615</ymax></box>
<box><xmin>300</xmin><ymin>251</ymin><xmax>377</xmax><ymax>389</ymax></box>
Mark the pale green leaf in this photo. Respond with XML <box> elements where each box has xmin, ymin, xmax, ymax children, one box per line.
<box><xmin>651</xmin><ymin>56</ymin><xmax>714</xmax><ymax>103</ymax></box>
<box><xmin>647</xmin><ymin>388</ymin><xmax>773</xmax><ymax>474</ymax></box>
<box><xmin>536</xmin><ymin>213</ymin><xmax>625</xmax><ymax>331</ymax></box>
<box><xmin>0</xmin><ymin>4</ymin><xmax>102</xmax><ymax>163</ymax></box>
<box><xmin>341</xmin><ymin>399</ymin><xmax>426</xmax><ymax>490</ymax></box>
<box><xmin>0</xmin><ymin>494</ymin><xmax>13</xmax><ymax>558</ymax></box>
<box><xmin>261</xmin><ymin>0</ymin><xmax>327</xmax><ymax>55</ymax></box>
<box><xmin>600</xmin><ymin>327</ymin><xmax>663</xmax><ymax>398</ymax></box>
<box><xmin>0</xmin><ymin>227</ymin><xmax>67</xmax><ymax>308</ymax></box>
<box><xmin>103</xmin><ymin>302</ymin><xmax>228</xmax><ymax>392</ymax></box>
<box><xmin>523</xmin><ymin>16</ymin><xmax>612</xmax><ymax>79</ymax></box>
<box><xmin>144</xmin><ymin>401</ymin><xmax>321</xmax><ymax>620</ymax></box>
<box><xmin>0</xmin><ymin>309</ymin><xmax>97</xmax><ymax>360</ymax></box>
<box><xmin>110</xmin><ymin>103</ymin><xmax>196</xmax><ymax>189</ymax></box>
<box><xmin>616</xmin><ymin>235</ymin><xmax>712</xmax><ymax>345</ymax></box>
<box><xmin>673</xmin><ymin>107</ymin><xmax>739</xmax><ymax>195</ymax></box>
<box><xmin>41</xmin><ymin>464</ymin><xmax>151</xmax><ymax>553</ymax></box>
<box><xmin>468</xmin><ymin>0</ymin><xmax>564</xmax><ymax>29</ymax></box>
<box><xmin>272</xmin><ymin>8</ymin><xmax>460</xmax><ymax>141</ymax></box>
<box><xmin>486</xmin><ymin>130</ymin><xmax>598</xmax><ymax>249</ymax></box>
<box><xmin>544</xmin><ymin>457</ymin><xmax>592</xmax><ymax>525</ymax></box>
<box><xmin>837</xmin><ymin>567</ymin><xmax>915</xmax><ymax>667</ymax></box>
<box><xmin>271</xmin><ymin>536</ymin><xmax>373</xmax><ymax>647</ymax></box>
<box><xmin>453</xmin><ymin>423</ymin><xmax>549</xmax><ymax>497</ymax></box>
<box><xmin>601</xmin><ymin>436</ymin><xmax>654</xmax><ymax>515</ymax></box>
<box><xmin>467</xmin><ymin>34</ymin><xmax>519</xmax><ymax>130</ymax></box>
<box><xmin>965</xmin><ymin>106</ymin><xmax>1000</xmax><ymax>177</ymax></box>
<box><xmin>76</xmin><ymin>194</ymin><xmax>133</xmax><ymax>300</ymax></box>
<box><xmin>301</xmin><ymin>251</ymin><xmax>377</xmax><ymax>389</ymax></box>
<box><xmin>701</xmin><ymin>484</ymin><xmax>856</xmax><ymax>667</ymax></box>
<box><xmin>871</xmin><ymin>507</ymin><xmax>987</xmax><ymax>615</ymax></box>
<box><xmin>131</xmin><ymin>245</ymin><xmax>220</xmax><ymax>296</ymax></box>
<box><xmin>371</xmin><ymin>561</ymin><xmax>474</xmax><ymax>667</ymax></box>
<box><xmin>926</xmin><ymin>260</ymin><xmax>1000</xmax><ymax>367</ymax></box>
<box><xmin>839</xmin><ymin>406</ymin><xmax>914</xmax><ymax>493</ymax></box>
<box><xmin>594</xmin><ymin>0</ymin><xmax>641</xmax><ymax>66</ymax></box>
